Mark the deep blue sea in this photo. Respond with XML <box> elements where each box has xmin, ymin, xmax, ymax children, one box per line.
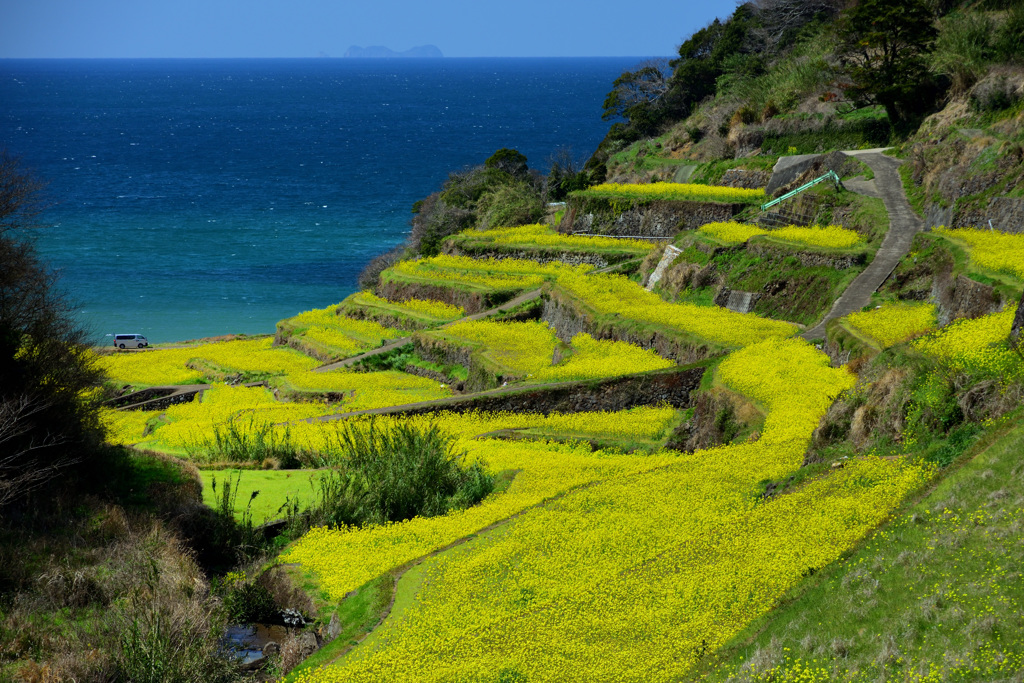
<box><xmin>0</xmin><ymin>58</ymin><xmax>639</xmax><ymax>343</ymax></box>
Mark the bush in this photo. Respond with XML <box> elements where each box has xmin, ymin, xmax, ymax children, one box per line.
<box><xmin>931</xmin><ymin>11</ymin><xmax>996</xmax><ymax>93</ymax></box>
<box><xmin>994</xmin><ymin>4</ymin><xmax>1024</xmax><ymax>63</ymax></box>
<box><xmin>310</xmin><ymin>421</ymin><xmax>495</xmax><ymax>527</ymax></box>
<box><xmin>476</xmin><ymin>181</ymin><xmax>544</xmax><ymax>230</ymax></box>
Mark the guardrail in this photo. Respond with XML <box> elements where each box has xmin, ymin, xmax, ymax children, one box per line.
<box><xmin>760</xmin><ymin>170</ymin><xmax>840</xmax><ymax>212</ymax></box>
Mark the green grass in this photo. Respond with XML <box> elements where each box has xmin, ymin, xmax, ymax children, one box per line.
<box><xmin>899</xmin><ymin>163</ymin><xmax>928</xmax><ymax>218</ymax></box>
<box><xmin>698</xmin><ymin>412</ymin><xmax>1024</xmax><ymax>681</ymax></box>
<box><xmin>281</xmin><ymin>573</ymin><xmax>394</xmax><ymax>682</ymax></box>
<box><xmin>199</xmin><ymin>469</ymin><xmax>325</xmax><ymax>524</ymax></box>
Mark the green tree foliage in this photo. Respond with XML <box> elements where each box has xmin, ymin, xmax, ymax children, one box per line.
<box><xmin>838</xmin><ymin>0</ymin><xmax>939</xmax><ymax>127</ymax></box>
<box><xmin>404</xmin><ymin>148</ymin><xmax>544</xmax><ymax>258</ymax></box>
<box><xmin>0</xmin><ymin>153</ymin><xmax>105</xmax><ymax>512</ymax></box>
<box><xmin>484</xmin><ymin>148</ymin><xmax>529</xmax><ymax>178</ymax></box>
<box><xmin>546</xmin><ymin>148</ymin><xmax>591</xmax><ymax>202</ymax></box>
<box><xmin>597</xmin><ymin>4</ymin><xmax>759</xmax><ymax>145</ymax></box>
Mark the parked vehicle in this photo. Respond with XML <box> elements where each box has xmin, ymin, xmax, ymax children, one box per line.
<box><xmin>113</xmin><ymin>333</ymin><xmax>148</xmax><ymax>349</ymax></box>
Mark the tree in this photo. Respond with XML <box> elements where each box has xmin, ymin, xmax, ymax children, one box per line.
<box><xmin>601</xmin><ymin>59</ymin><xmax>673</xmax><ymax>134</ymax></box>
<box><xmin>838</xmin><ymin>0</ymin><xmax>938</xmax><ymax>127</ymax></box>
<box><xmin>484</xmin><ymin>148</ymin><xmax>529</xmax><ymax>178</ymax></box>
<box><xmin>0</xmin><ymin>152</ymin><xmax>104</xmax><ymax>511</ymax></box>
<box><xmin>751</xmin><ymin>0</ymin><xmax>842</xmax><ymax>51</ymax></box>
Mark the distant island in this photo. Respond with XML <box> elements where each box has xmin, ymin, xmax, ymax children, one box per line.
<box><xmin>343</xmin><ymin>45</ymin><xmax>443</xmax><ymax>59</ymax></box>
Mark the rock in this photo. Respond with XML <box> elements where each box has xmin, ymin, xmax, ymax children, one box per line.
<box><xmin>326</xmin><ymin>612</ymin><xmax>342</xmax><ymax>641</ymax></box>
<box><xmin>280</xmin><ymin>630</ymin><xmax>320</xmax><ymax>674</ymax></box>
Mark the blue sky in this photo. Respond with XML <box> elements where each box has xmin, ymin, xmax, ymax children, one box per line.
<box><xmin>1</xmin><ymin>0</ymin><xmax>740</xmax><ymax>58</ymax></box>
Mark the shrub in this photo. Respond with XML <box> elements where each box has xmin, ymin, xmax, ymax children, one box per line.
<box><xmin>476</xmin><ymin>181</ymin><xmax>545</xmax><ymax>230</ymax></box>
<box><xmin>310</xmin><ymin>421</ymin><xmax>495</xmax><ymax>527</ymax></box>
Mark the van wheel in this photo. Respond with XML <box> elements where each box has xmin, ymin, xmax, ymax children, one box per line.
<box><xmin>119</xmin><ymin>344</ymin><xmax>125</xmax><ymax>349</ymax></box>
<box><xmin>138</xmin><ymin>343</ymin><xmax>144</xmax><ymax>348</ymax></box>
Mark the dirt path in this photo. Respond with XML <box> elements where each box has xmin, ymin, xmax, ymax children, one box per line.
<box><xmin>800</xmin><ymin>151</ymin><xmax>923</xmax><ymax>341</ymax></box>
<box><xmin>313</xmin><ymin>288</ymin><xmax>544</xmax><ymax>373</ymax></box>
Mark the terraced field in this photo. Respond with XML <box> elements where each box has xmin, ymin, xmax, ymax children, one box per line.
<box><xmin>95</xmin><ymin>174</ymin><xmax>1024</xmax><ymax>681</ymax></box>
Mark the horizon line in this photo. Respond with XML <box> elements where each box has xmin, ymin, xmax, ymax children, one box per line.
<box><xmin>0</xmin><ymin>55</ymin><xmax>671</xmax><ymax>61</ymax></box>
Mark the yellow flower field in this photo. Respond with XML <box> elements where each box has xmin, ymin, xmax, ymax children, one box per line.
<box><xmin>286</xmin><ymin>338</ymin><xmax>928</xmax><ymax>682</ymax></box>
<box><xmin>352</xmin><ymin>291</ymin><xmax>465</xmax><ymax>321</ymax></box>
<box><xmin>453</xmin><ymin>223</ymin><xmax>655</xmax><ymax>253</ymax></box>
<box><xmin>431</xmin><ymin>320</ymin><xmax>559</xmax><ymax>375</ymax></box>
<box><xmin>934</xmin><ymin>227</ymin><xmax>1024</xmax><ymax>281</ymax></box>
<box><xmin>279</xmin><ymin>369</ymin><xmax>453</xmax><ymax>411</ymax></box>
<box><xmin>698</xmin><ymin>221</ymin><xmax>863</xmax><ymax>249</ymax></box>
<box><xmin>97</xmin><ymin>336</ymin><xmax>319</xmax><ymax>386</ymax></box>
<box><xmin>844</xmin><ymin>302</ymin><xmax>937</xmax><ymax>348</ymax></box>
<box><xmin>577</xmin><ymin>181</ymin><xmax>766</xmax><ymax>204</ymax></box>
<box><xmin>386</xmin><ymin>254</ymin><xmax>593</xmax><ymax>291</ymax></box>
<box><xmin>533</xmin><ymin>333</ymin><xmax>674</xmax><ymax>381</ymax></box>
<box><xmin>912</xmin><ymin>308</ymin><xmax>1019</xmax><ymax>378</ymax></box>
<box><xmin>555</xmin><ymin>272</ymin><xmax>798</xmax><ymax>348</ymax></box>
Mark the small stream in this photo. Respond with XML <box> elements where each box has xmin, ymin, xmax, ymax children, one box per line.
<box><xmin>223</xmin><ymin>623</ymin><xmax>290</xmax><ymax>668</ymax></box>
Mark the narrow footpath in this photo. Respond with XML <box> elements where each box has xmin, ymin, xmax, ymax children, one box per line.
<box><xmin>800</xmin><ymin>151</ymin><xmax>923</xmax><ymax>340</ymax></box>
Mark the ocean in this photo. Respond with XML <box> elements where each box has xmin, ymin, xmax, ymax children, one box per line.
<box><xmin>0</xmin><ymin>58</ymin><xmax>640</xmax><ymax>343</ymax></box>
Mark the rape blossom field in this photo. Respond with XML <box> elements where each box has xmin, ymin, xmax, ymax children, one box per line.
<box><xmin>844</xmin><ymin>302</ymin><xmax>938</xmax><ymax>348</ymax></box>
<box><xmin>698</xmin><ymin>221</ymin><xmax>864</xmax><ymax>249</ymax></box>
<box><xmin>933</xmin><ymin>227</ymin><xmax>1024</xmax><ymax>281</ymax></box>
<box><xmin>575</xmin><ymin>181</ymin><xmax>766</xmax><ymax>204</ymax></box>
<box><xmin>95</xmin><ymin>227</ymin><xmax>998</xmax><ymax>680</ymax></box>
<box><xmin>286</xmin><ymin>337</ymin><xmax>929</xmax><ymax>682</ymax></box>
<box><xmin>449</xmin><ymin>223</ymin><xmax>656</xmax><ymax>254</ymax></box>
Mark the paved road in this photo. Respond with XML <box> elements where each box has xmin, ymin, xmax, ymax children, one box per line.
<box><xmin>800</xmin><ymin>151</ymin><xmax>923</xmax><ymax>340</ymax></box>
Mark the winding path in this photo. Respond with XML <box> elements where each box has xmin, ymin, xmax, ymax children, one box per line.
<box><xmin>800</xmin><ymin>150</ymin><xmax>923</xmax><ymax>341</ymax></box>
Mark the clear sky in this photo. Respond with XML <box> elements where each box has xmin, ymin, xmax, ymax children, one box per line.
<box><xmin>1</xmin><ymin>0</ymin><xmax>740</xmax><ymax>59</ymax></box>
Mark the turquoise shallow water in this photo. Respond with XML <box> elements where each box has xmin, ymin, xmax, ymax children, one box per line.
<box><xmin>0</xmin><ymin>58</ymin><xmax>639</xmax><ymax>342</ymax></box>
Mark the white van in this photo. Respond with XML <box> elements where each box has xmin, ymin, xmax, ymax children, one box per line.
<box><xmin>113</xmin><ymin>333</ymin><xmax>149</xmax><ymax>349</ymax></box>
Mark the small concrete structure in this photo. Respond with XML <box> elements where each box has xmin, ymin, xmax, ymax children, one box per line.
<box><xmin>646</xmin><ymin>245</ymin><xmax>683</xmax><ymax>291</ymax></box>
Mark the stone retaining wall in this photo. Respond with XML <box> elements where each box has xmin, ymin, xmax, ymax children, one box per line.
<box><xmin>376</xmin><ymin>366</ymin><xmax>705</xmax><ymax>418</ymax></box>
<box><xmin>562</xmin><ymin>197</ymin><xmax>745</xmax><ymax>238</ymax></box>
<box><xmin>442</xmin><ymin>244</ymin><xmax>615</xmax><ymax>269</ymax></box>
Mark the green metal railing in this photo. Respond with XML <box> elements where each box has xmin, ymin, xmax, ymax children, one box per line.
<box><xmin>760</xmin><ymin>170</ymin><xmax>841</xmax><ymax>212</ymax></box>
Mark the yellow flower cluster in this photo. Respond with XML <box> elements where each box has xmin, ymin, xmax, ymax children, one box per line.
<box><xmin>698</xmin><ymin>222</ymin><xmax>863</xmax><ymax>249</ymax></box>
<box><xmin>353</xmin><ymin>291</ymin><xmax>465</xmax><ymax>321</ymax></box>
<box><xmin>534</xmin><ymin>333</ymin><xmax>674</xmax><ymax>382</ymax></box>
<box><xmin>280</xmin><ymin>304</ymin><xmax>405</xmax><ymax>355</ymax></box>
<box><xmin>934</xmin><ymin>227</ymin><xmax>1024</xmax><ymax>281</ymax></box>
<box><xmin>387</xmin><ymin>255</ymin><xmax>592</xmax><ymax>291</ymax></box>
<box><xmin>577</xmin><ymin>181</ymin><xmax>766</xmax><ymax>204</ymax></box>
<box><xmin>454</xmin><ymin>224</ymin><xmax>655</xmax><ymax>253</ymax></box>
<box><xmin>288</xmin><ymin>340</ymin><xmax>925</xmax><ymax>683</ymax></box>
<box><xmin>912</xmin><ymin>308</ymin><xmax>1019</xmax><ymax>377</ymax></box>
<box><xmin>97</xmin><ymin>337</ymin><xmax>319</xmax><ymax>387</ymax></box>
<box><xmin>556</xmin><ymin>272</ymin><xmax>798</xmax><ymax>348</ymax></box>
<box><xmin>278</xmin><ymin>369</ymin><xmax>453</xmax><ymax>411</ymax></box>
<box><xmin>431</xmin><ymin>320</ymin><xmax>558</xmax><ymax>375</ymax></box>
<box><xmin>99</xmin><ymin>407</ymin><xmax>160</xmax><ymax>446</ymax></box>
<box><xmin>844</xmin><ymin>302</ymin><xmax>937</xmax><ymax>348</ymax></box>
<box><xmin>698</xmin><ymin>221</ymin><xmax>770</xmax><ymax>244</ymax></box>
<box><xmin>135</xmin><ymin>384</ymin><xmax>331</xmax><ymax>455</ymax></box>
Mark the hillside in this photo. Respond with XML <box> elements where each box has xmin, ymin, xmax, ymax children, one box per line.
<box><xmin>2</xmin><ymin>1</ymin><xmax>1024</xmax><ymax>681</ymax></box>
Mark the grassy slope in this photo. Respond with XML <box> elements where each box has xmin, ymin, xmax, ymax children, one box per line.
<box><xmin>200</xmin><ymin>469</ymin><xmax>325</xmax><ymax>524</ymax></box>
<box><xmin>696</xmin><ymin>411</ymin><xmax>1024</xmax><ymax>681</ymax></box>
